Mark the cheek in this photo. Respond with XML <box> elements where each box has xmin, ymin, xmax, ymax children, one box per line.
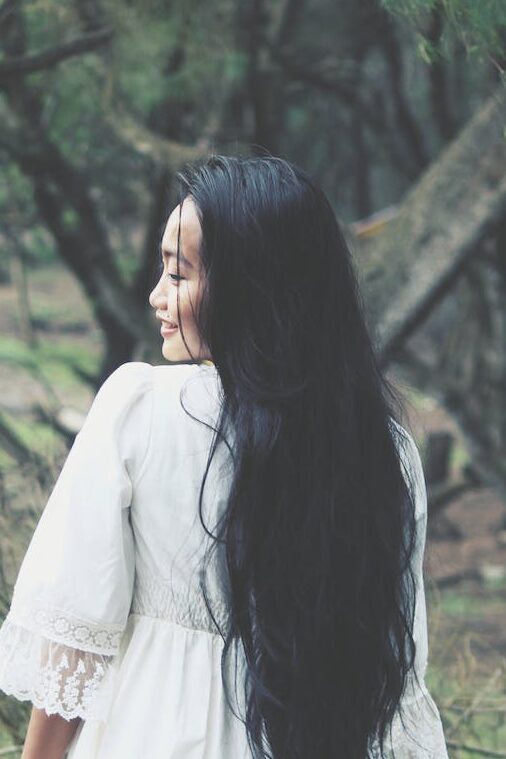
<box><xmin>170</xmin><ymin>284</ymin><xmax>198</xmax><ymax>325</ymax></box>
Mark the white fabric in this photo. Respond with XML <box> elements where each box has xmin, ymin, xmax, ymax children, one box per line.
<box><xmin>0</xmin><ymin>361</ymin><xmax>449</xmax><ymax>758</ymax></box>
<box><xmin>0</xmin><ymin>620</ymin><xmax>114</xmax><ymax>721</ymax></box>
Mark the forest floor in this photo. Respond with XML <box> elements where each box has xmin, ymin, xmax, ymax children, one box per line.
<box><xmin>0</xmin><ymin>263</ymin><xmax>505</xmax><ymax>757</ymax></box>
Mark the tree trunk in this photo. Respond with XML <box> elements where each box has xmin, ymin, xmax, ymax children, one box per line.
<box><xmin>357</xmin><ymin>85</ymin><xmax>506</xmax><ymax>498</ymax></box>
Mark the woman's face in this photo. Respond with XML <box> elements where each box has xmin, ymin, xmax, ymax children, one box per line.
<box><xmin>149</xmin><ymin>196</ymin><xmax>212</xmax><ymax>363</ymax></box>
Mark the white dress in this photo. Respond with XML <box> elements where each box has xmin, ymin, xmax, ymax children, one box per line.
<box><xmin>0</xmin><ymin>361</ymin><xmax>449</xmax><ymax>758</ymax></box>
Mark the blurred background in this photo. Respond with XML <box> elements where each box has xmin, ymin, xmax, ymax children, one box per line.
<box><xmin>0</xmin><ymin>0</ymin><xmax>505</xmax><ymax>755</ymax></box>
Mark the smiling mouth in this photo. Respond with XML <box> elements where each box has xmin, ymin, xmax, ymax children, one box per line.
<box><xmin>161</xmin><ymin>323</ymin><xmax>178</xmax><ymax>336</ymax></box>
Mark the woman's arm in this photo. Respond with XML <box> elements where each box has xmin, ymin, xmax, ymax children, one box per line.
<box><xmin>21</xmin><ymin>707</ymin><xmax>82</xmax><ymax>759</ymax></box>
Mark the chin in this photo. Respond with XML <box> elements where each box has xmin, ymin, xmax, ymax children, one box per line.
<box><xmin>161</xmin><ymin>342</ymin><xmax>176</xmax><ymax>361</ymax></box>
<box><xmin>162</xmin><ymin>341</ymin><xmax>188</xmax><ymax>363</ymax></box>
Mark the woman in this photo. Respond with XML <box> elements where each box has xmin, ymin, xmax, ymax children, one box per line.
<box><xmin>0</xmin><ymin>154</ymin><xmax>448</xmax><ymax>758</ymax></box>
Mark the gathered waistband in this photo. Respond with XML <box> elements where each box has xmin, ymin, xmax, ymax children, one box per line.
<box><xmin>130</xmin><ymin>570</ymin><xmax>231</xmax><ymax>637</ymax></box>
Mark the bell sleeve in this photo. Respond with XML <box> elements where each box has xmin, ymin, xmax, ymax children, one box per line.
<box><xmin>370</xmin><ymin>422</ymin><xmax>449</xmax><ymax>758</ymax></box>
<box><xmin>0</xmin><ymin>361</ymin><xmax>153</xmax><ymax>722</ymax></box>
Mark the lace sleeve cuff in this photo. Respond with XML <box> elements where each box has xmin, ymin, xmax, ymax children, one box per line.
<box><xmin>0</xmin><ymin>617</ymin><xmax>118</xmax><ymax>721</ymax></box>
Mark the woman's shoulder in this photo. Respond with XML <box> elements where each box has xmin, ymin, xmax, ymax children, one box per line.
<box><xmin>151</xmin><ymin>360</ymin><xmax>213</xmax><ymax>380</ymax></box>
<box><xmin>149</xmin><ymin>361</ymin><xmax>222</xmax><ymax>422</ymax></box>
<box><xmin>389</xmin><ymin>417</ymin><xmax>427</xmax><ymax>521</ymax></box>
<box><xmin>150</xmin><ymin>361</ymin><xmax>219</xmax><ymax>397</ymax></box>
<box><xmin>389</xmin><ymin>417</ymin><xmax>421</xmax><ymax>458</ymax></box>
<box><xmin>83</xmin><ymin>361</ymin><xmax>154</xmax><ymax>429</ymax></box>
<box><xmin>107</xmin><ymin>360</ymin><xmax>216</xmax><ymax>392</ymax></box>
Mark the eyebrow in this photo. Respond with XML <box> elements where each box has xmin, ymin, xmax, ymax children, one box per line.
<box><xmin>160</xmin><ymin>243</ymin><xmax>194</xmax><ymax>270</ymax></box>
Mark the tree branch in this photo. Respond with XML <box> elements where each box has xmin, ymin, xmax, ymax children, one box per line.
<box><xmin>360</xmin><ymin>86</ymin><xmax>506</xmax><ymax>360</ymax></box>
<box><xmin>268</xmin><ymin>46</ymin><xmax>416</xmax><ymax>177</ymax></box>
<box><xmin>0</xmin><ymin>27</ymin><xmax>113</xmax><ymax>79</ymax></box>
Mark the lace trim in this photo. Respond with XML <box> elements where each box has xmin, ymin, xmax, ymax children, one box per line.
<box><xmin>370</xmin><ymin>678</ymin><xmax>449</xmax><ymax>758</ymax></box>
<box><xmin>0</xmin><ymin>618</ymin><xmax>117</xmax><ymax>721</ymax></box>
<box><xmin>7</xmin><ymin>601</ymin><xmax>124</xmax><ymax>655</ymax></box>
<box><xmin>131</xmin><ymin>570</ymin><xmax>231</xmax><ymax>635</ymax></box>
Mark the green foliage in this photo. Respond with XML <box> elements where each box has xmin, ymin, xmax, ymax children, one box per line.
<box><xmin>42</xmin><ymin>57</ymin><xmax>105</xmax><ymax>156</ymax></box>
<box><xmin>20</xmin><ymin>3</ymin><xmax>99</xmax><ymax>154</ymax></box>
<box><xmin>450</xmin><ymin>440</ymin><xmax>470</xmax><ymax>472</ymax></box>
<box><xmin>425</xmin><ymin>583</ymin><xmax>506</xmax><ymax>757</ymax></box>
<box><xmin>0</xmin><ymin>336</ymin><xmax>98</xmax><ymax>382</ymax></box>
<box><xmin>61</xmin><ymin>207</ymin><xmax>79</xmax><ymax>230</ymax></box>
<box><xmin>0</xmin><ymin>160</ymin><xmax>56</xmax><ymax>270</ymax></box>
<box><xmin>0</xmin><ymin>335</ymin><xmax>98</xmax><ymax>471</ymax></box>
<box><xmin>427</xmin><ymin>578</ymin><xmax>506</xmax><ymax>651</ymax></box>
<box><xmin>0</xmin><ymin>446</ymin><xmax>13</xmax><ymax>473</ymax></box>
<box><xmin>115</xmin><ymin>248</ymin><xmax>141</xmax><ymax>282</ymax></box>
<box><xmin>0</xmin><ymin>411</ymin><xmax>58</xmax><ymax>461</ymax></box>
<box><xmin>24</xmin><ymin>0</ymin><xmax>75</xmax><ymax>51</ymax></box>
<box><xmin>28</xmin><ymin>228</ymin><xmax>57</xmax><ymax>266</ymax></box>
<box><xmin>0</xmin><ymin>164</ymin><xmax>32</xmax><ymax>211</ymax></box>
<box><xmin>416</xmin><ymin>32</ymin><xmax>447</xmax><ymax>64</ymax></box>
<box><xmin>0</xmin><ymin>721</ymin><xmax>22</xmax><ymax>755</ymax></box>
<box><xmin>381</xmin><ymin>0</ymin><xmax>506</xmax><ymax>63</ymax></box>
<box><xmin>112</xmin><ymin>7</ymin><xmax>177</xmax><ymax>115</ymax></box>
<box><xmin>221</xmin><ymin>51</ymin><xmax>250</xmax><ymax>88</ymax></box>
<box><xmin>107</xmin><ymin>0</ymin><xmax>233</xmax><ymax>117</ymax></box>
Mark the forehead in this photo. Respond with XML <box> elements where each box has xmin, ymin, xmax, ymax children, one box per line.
<box><xmin>161</xmin><ymin>197</ymin><xmax>202</xmax><ymax>265</ymax></box>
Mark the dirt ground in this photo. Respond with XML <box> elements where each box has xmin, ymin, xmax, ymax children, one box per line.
<box><xmin>400</xmin><ymin>394</ymin><xmax>506</xmax><ymax>686</ymax></box>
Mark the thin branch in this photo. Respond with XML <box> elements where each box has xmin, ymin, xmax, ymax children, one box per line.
<box><xmin>0</xmin><ymin>27</ymin><xmax>113</xmax><ymax>79</ymax></box>
<box><xmin>101</xmin><ymin>99</ymin><xmax>215</xmax><ymax>170</ymax></box>
<box><xmin>446</xmin><ymin>667</ymin><xmax>504</xmax><ymax>739</ymax></box>
<box><xmin>268</xmin><ymin>46</ymin><xmax>415</xmax><ymax>177</ymax></box>
<box><xmin>427</xmin><ymin>479</ymin><xmax>476</xmax><ymax>518</ymax></box>
<box><xmin>379</xmin><ymin>16</ymin><xmax>429</xmax><ymax>170</ymax></box>
<box><xmin>271</xmin><ymin>0</ymin><xmax>305</xmax><ymax>49</ymax></box>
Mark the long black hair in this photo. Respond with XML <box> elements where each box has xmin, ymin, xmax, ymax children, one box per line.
<box><xmin>168</xmin><ymin>154</ymin><xmax>422</xmax><ymax>758</ymax></box>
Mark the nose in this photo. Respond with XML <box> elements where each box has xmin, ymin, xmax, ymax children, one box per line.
<box><xmin>149</xmin><ymin>277</ymin><xmax>166</xmax><ymax>310</ymax></box>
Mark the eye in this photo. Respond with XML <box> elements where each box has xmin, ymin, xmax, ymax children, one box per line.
<box><xmin>156</xmin><ymin>261</ymin><xmax>184</xmax><ymax>284</ymax></box>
